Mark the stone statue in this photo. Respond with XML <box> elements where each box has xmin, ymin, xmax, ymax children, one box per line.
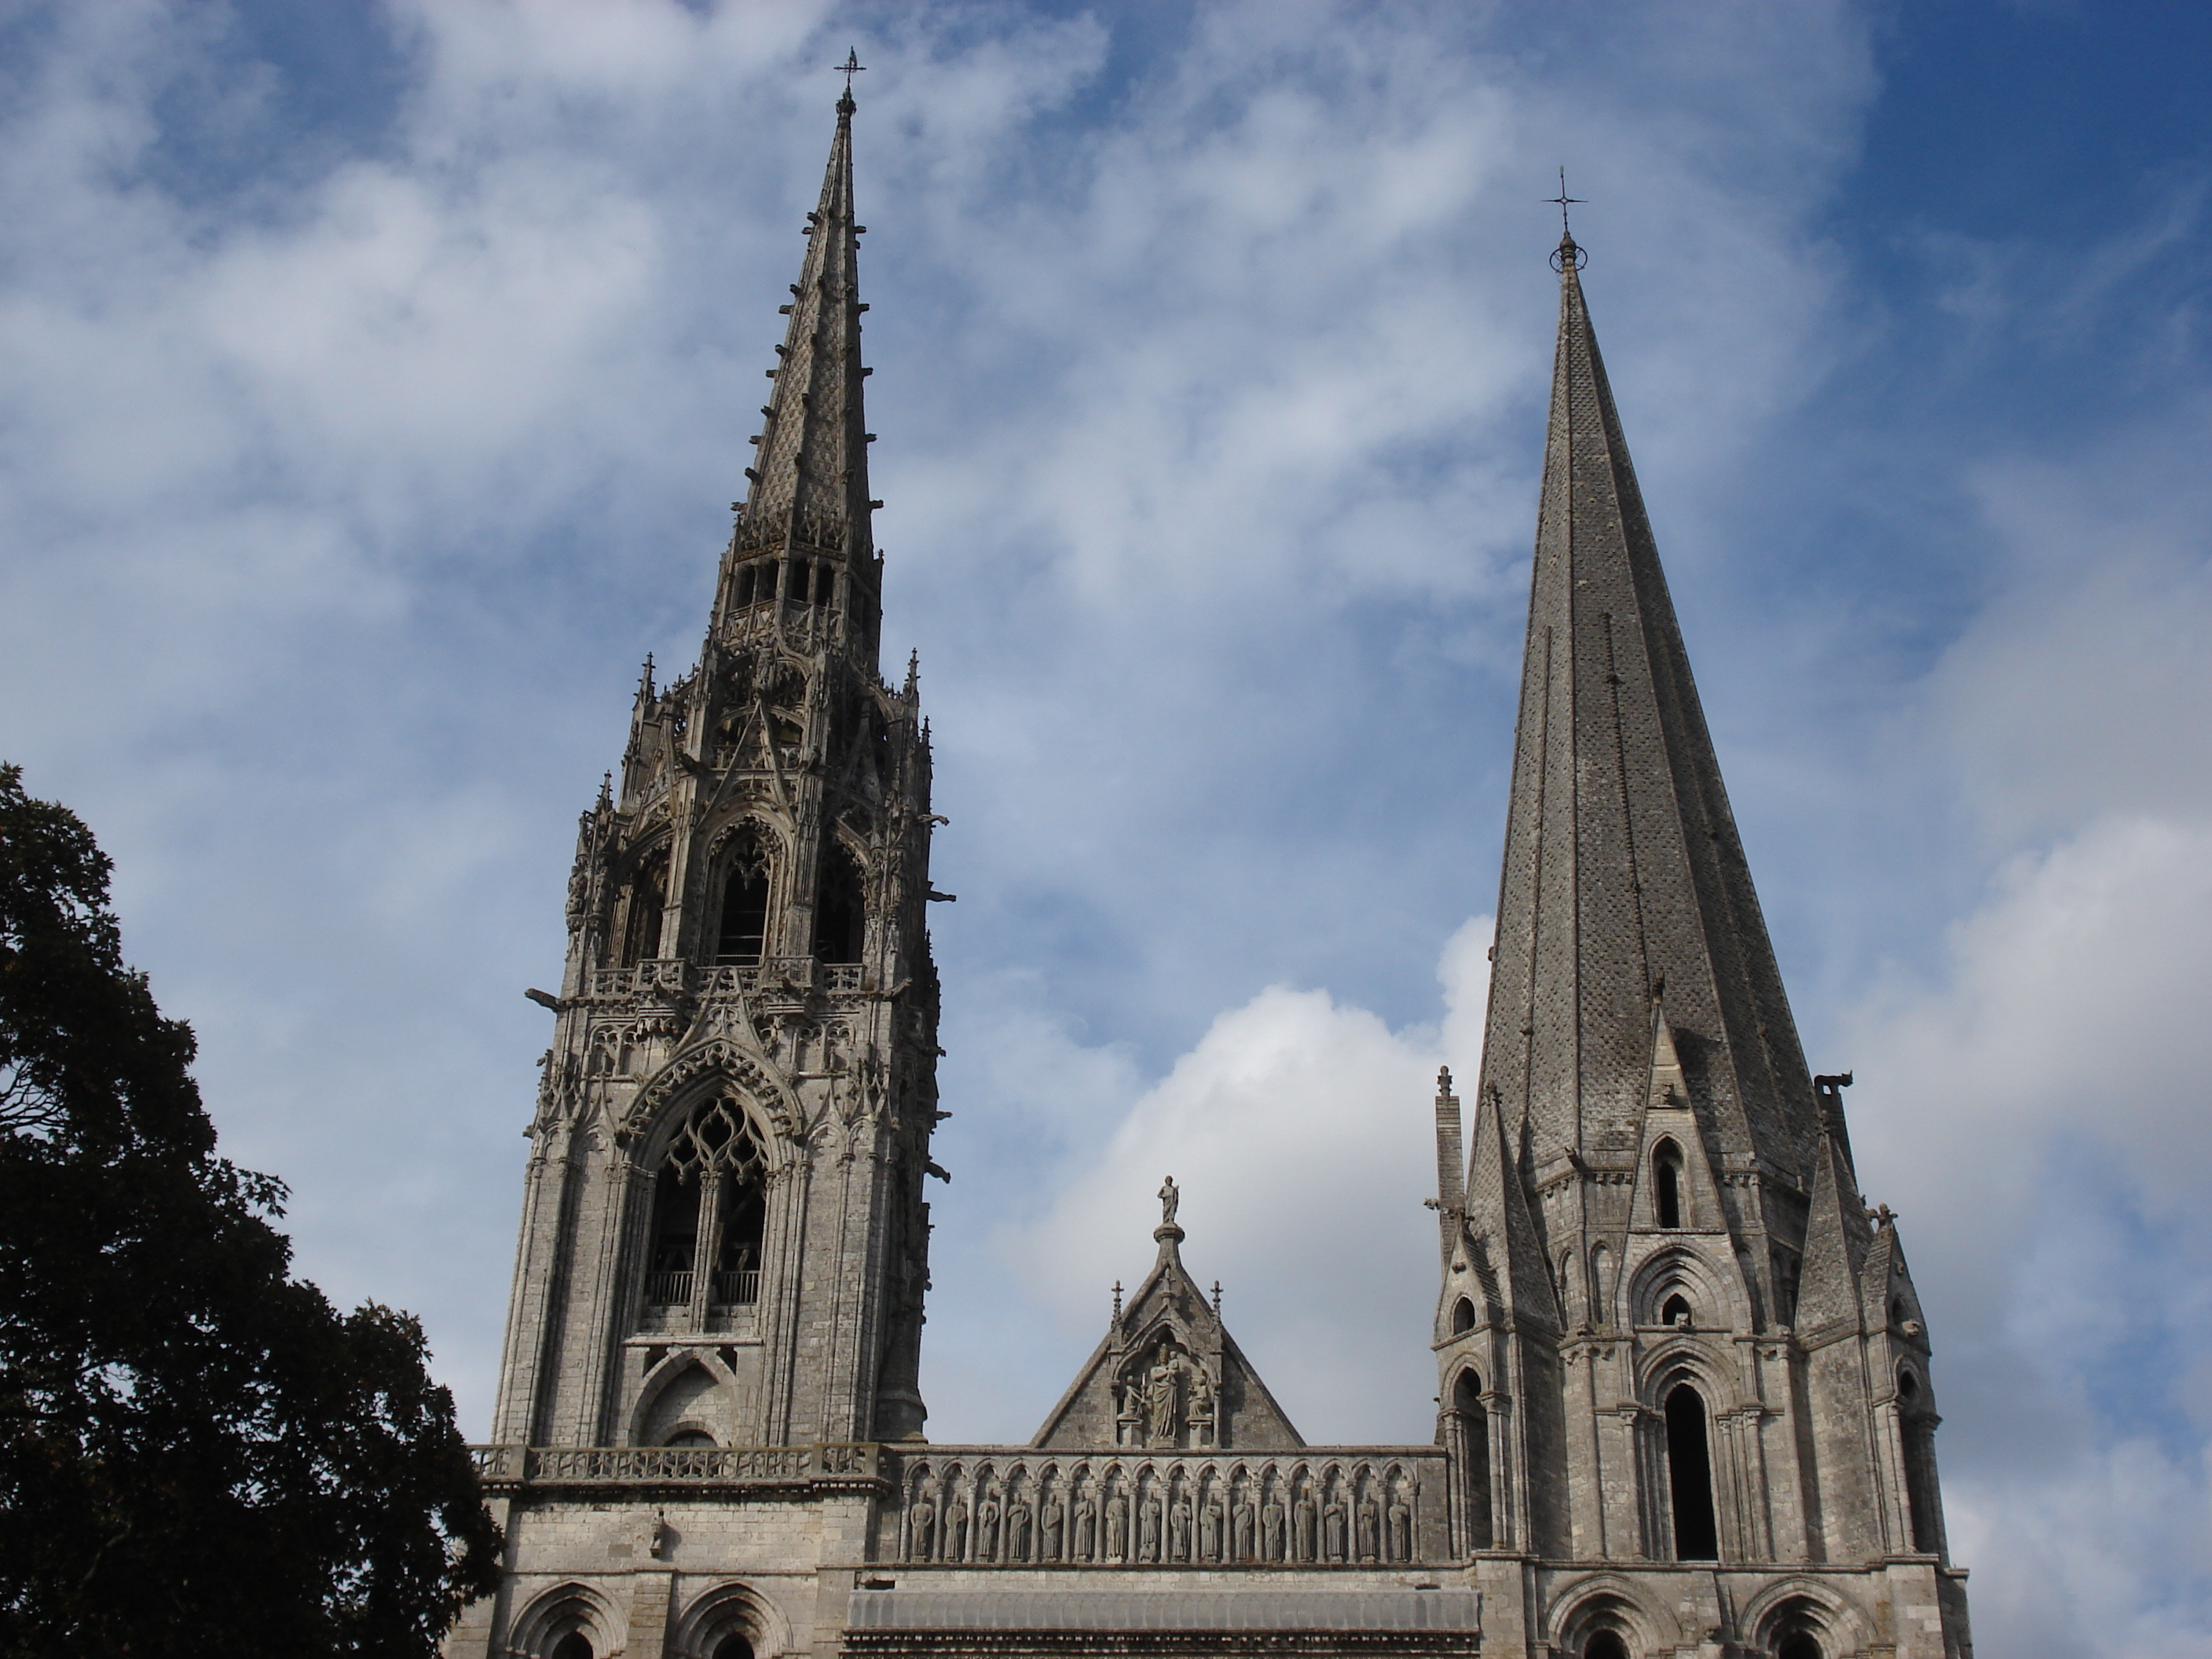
<box><xmin>1262</xmin><ymin>1498</ymin><xmax>1285</xmax><ymax>1561</ymax></box>
<box><xmin>1158</xmin><ymin>1175</ymin><xmax>1179</xmax><ymax>1226</ymax></box>
<box><xmin>978</xmin><ymin>1498</ymin><xmax>1000</xmax><ymax>1560</ymax></box>
<box><xmin>1294</xmin><ymin>1496</ymin><xmax>1317</xmax><ymax>1562</ymax></box>
<box><xmin>945</xmin><ymin>1497</ymin><xmax>969</xmax><ymax>1561</ymax></box>
<box><xmin>1233</xmin><ymin>1500</ymin><xmax>1256</xmax><ymax>1561</ymax></box>
<box><xmin>1008</xmin><ymin>1503</ymin><xmax>1031</xmax><ymax>1562</ymax></box>
<box><xmin>1389</xmin><ymin>1502</ymin><xmax>1413</xmax><ymax>1562</ymax></box>
<box><xmin>1167</xmin><ymin>1499</ymin><xmax>1190</xmax><ymax>1562</ymax></box>
<box><xmin>909</xmin><ymin>1498</ymin><xmax>935</xmax><ymax>1561</ymax></box>
<box><xmin>1357</xmin><ymin>1501</ymin><xmax>1379</xmax><ymax>1562</ymax></box>
<box><xmin>1138</xmin><ymin>1497</ymin><xmax>1162</xmax><ymax>1562</ymax></box>
<box><xmin>1324</xmin><ymin>1501</ymin><xmax>1349</xmax><ymax>1562</ymax></box>
<box><xmin>1201</xmin><ymin>1502</ymin><xmax>1224</xmax><ymax>1562</ymax></box>
<box><xmin>1042</xmin><ymin>1500</ymin><xmax>1064</xmax><ymax>1562</ymax></box>
<box><xmin>1074</xmin><ymin>1496</ymin><xmax>1097</xmax><ymax>1562</ymax></box>
<box><xmin>1144</xmin><ymin>1356</ymin><xmax>1180</xmax><ymax>1445</ymax></box>
<box><xmin>1189</xmin><ymin>1367</ymin><xmax>1216</xmax><ymax>1445</ymax></box>
<box><xmin>1105</xmin><ymin>1492</ymin><xmax>1128</xmax><ymax>1560</ymax></box>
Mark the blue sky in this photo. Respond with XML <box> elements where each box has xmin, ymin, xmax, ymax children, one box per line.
<box><xmin>2</xmin><ymin>4</ymin><xmax>2210</xmax><ymax>1654</ymax></box>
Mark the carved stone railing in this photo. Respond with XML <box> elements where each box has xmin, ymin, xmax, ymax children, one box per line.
<box><xmin>884</xmin><ymin>1447</ymin><xmax>1450</xmax><ymax>1568</ymax></box>
<box><xmin>587</xmin><ymin>958</ymin><xmax>873</xmax><ymax>1002</ymax></box>
<box><xmin>471</xmin><ymin>1442</ymin><xmax>881</xmax><ymax>1491</ymax></box>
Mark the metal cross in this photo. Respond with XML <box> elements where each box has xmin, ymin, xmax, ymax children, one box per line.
<box><xmin>1545</xmin><ymin>167</ymin><xmax>1584</xmax><ymax>238</ymax></box>
<box><xmin>837</xmin><ymin>48</ymin><xmax>866</xmax><ymax>95</ymax></box>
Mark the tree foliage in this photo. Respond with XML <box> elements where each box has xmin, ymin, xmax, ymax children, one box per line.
<box><xmin>0</xmin><ymin>764</ymin><xmax>500</xmax><ymax>1657</ymax></box>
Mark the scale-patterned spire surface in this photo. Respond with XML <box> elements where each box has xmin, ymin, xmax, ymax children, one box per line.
<box><xmin>1476</xmin><ymin>229</ymin><xmax>1818</xmax><ymax>1185</ymax></box>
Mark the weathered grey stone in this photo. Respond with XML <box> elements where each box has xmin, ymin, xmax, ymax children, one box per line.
<box><xmin>455</xmin><ymin>111</ymin><xmax>1972</xmax><ymax>1659</ymax></box>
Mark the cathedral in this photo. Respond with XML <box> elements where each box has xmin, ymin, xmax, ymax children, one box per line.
<box><xmin>447</xmin><ymin>91</ymin><xmax>1975</xmax><ymax>1659</ymax></box>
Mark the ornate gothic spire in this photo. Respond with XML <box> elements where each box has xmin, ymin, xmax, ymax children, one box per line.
<box><xmin>1474</xmin><ymin>230</ymin><xmax>1820</xmax><ymax>1185</ymax></box>
<box><xmin>715</xmin><ymin>88</ymin><xmax>881</xmax><ymax>647</ymax></box>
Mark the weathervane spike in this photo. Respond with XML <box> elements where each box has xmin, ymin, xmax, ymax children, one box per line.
<box><xmin>836</xmin><ymin>46</ymin><xmax>866</xmax><ymax>108</ymax></box>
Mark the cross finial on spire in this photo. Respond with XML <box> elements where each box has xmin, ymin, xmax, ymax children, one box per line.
<box><xmin>836</xmin><ymin>46</ymin><xmax>866</xmax><ymax>112</ymax></box>
<box><xmin>1546</xmin><ymin>167</ymin><xmax>1588</xmax><ymax>270</ymax></box>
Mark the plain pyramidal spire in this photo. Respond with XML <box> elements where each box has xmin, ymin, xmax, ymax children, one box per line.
<box><xmin>1474</xmin><ymin>226</ymin><xmax>1822</xmax><ymax>1185</ymax></box>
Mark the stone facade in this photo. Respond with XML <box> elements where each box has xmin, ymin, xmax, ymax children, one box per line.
<box><xmin>449</xmin><ymin>102</ymin><xmax>1972</xmax><ymax>1659</ymax></box>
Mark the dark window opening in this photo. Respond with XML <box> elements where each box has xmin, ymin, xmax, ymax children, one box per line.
<box><xmin>1454</xmin><ymin>1371</ymin><xmax>1492</xmax><ymax>1549</ymax></box>
<box><xmin>623</xmin><ymin>857</ymin><xmax>668</xmax><ymax>965</ymax></box>
<box><xmin>646</xmin><ymin>1167</ymin><xmax>700</xmax><ymax>1306</ymax></box>
<box><xmin>713</xmin><ymin>1637</ymin><xmax>755</xmax><ymax>1659</ymax></box>
<box><xmin>815</xmin><ymin>844</ymin><xmax>866</xmax><ymax>963</ymax></box>
<box><xmin>717</xmin><ymin>832</ymin><xmax>771</xmax><ymax>963</ymax></box>
<box><xmin>1654</xmin><ymin>1141</ymin><xmax>1683</xmax><ymax>1229</ymax></box>
<box><xmin>734</xmin><ymin>565</ymin><xmax>756</xmax><ymax>607</ymax></box>
<box><xmin>665</xmin><ymin>1429</ymin><xmax>716</xmax><ymax>1448</ymax></box>
<box><xmin>1661</xmin><ymin>1294</ymin><xmax>1692</xmax><ymax>1328</ymax></box>
<box><xmin>1778</xmin><ymin>1633</ymin><xmax>1823</xmax><ymax>1659</ymax></box>
<box><xmin>1898</xmin><ymin>1368</ymin><xmax>1942</xmax><ymax>1554</ymax></box>
<box><xmin>1664</xmin><ymin>1382</ymin><xmax>1719</xmax><ymax>1559</ymax></box>
<box><xmin>552</xmin><ymin>1635</ymin><xmax>593</xmax><ymax>1659</ymax></box>
<box><xmin>1584</xmin><ymin>1633</ymin><xmax>1629</xmax><ymax>1659</ymax></box>
<box><xmin>1451</xmin><ymin>1297</ymin><xmax>1476</xmax><ymax>1335</ymax></box>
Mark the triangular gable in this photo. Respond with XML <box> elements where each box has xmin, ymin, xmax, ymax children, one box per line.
<box><xmin>1030</xmin><ymin>1222</ymin><xmax>1302</xmax><ymax>1451</ymax></box>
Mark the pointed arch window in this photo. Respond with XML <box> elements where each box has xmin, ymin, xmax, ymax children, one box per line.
<box><xmin>1451</xmin><ymin>1370</ymin><xmax>1492</xmax><ymax>1550</ymax></box>
<box><xmin>1664</xmin><ymin>1382</ymin><xmax>1719</xmax><ymax>1559</ymax></box>
<box><xmin>716</xmin><ymin>828</ymin><xmax>773</xmax><ymax>964</ymax></box>
<box><xmin>642</xmin><ymin>1096</ymin><xmax>767</xmax><ymax>1323</ymax></box>
<box><xmin>1584</xmin><ymin>1635</ymin><xmax>1629</xmax><ymax>1659</ymax></box>
<box><xmin>1450</xmin><ymin>1297</ymin><xmax>1476</xmax><ymax>1335</ymax></box>
<box><xmin>552</xmin><ymin>1636</ymin><xmax>594</xmax><ymax>1659</ymax></box>
<box><xmin>622</xmin><ymin>852</ymin><xmax>668</xmax><ymax>966</ymax></box>
<box><xmin>1896</xmin><ymin>1367</ymin><xmax>1943</xmax><ymax>1555</ymax></box>
<box><xmin>814</xmin><ymin>840</ymin><xmax>866</xmax><ymax>964</ymax></box>
<box><xmin>1653</xmin><ymin>1139</ymin><xmax>1686</xmax><ymax>1229</ymax></box>
<box><xmin>1661</xmin><ymin>1293</ymin><xmax>1692</xmax><ymax>1328</ymax></box>
<box><xmin>1777</xmin><ymin>1634</ymin><xmax>1823</xmax><ymax>1659</ymax></box>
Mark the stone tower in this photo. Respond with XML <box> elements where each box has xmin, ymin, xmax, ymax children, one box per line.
<box><xmin>488</xmin><ymin>81</ymin><xmax>941</xmax><ymax>1458</ymax></box>
<box><xmin>1426</xmin><ymin>232</ymin><xmax>1974</xmax><ymax>1657</ymax></box>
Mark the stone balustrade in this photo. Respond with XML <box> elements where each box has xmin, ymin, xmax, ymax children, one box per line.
<box><xmin>470</xmin><ymin>1442</ymin><xmax>881</xmax><ymax>1491</ymax></box>
<box><xmin>584</xmin><ymin>958</ymin><xmax>872</xmax><ymax>1002</ymax></box>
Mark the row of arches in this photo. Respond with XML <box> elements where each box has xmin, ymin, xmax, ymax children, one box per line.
<box><xmin>515</xmin><ymin>1578</ymin><xmax>766</xmax><ymax>1659</ymax></box>
<box><xmin>730</xmin><ymin>554</ymin><xmax>844</xmax><ymax>612</ymax></box>
<box><xmin>618</xmin><ymin>829</ymin><xmax>868</xmax><ymax>968</ymax></box>
<box><xmin>1444</xmin><ymin>1364</ymin><xmax>1717</xmax><ymax>1562</ymax></box>
<box><xmin>1559</xmin><ymin>1577</ymin><xmax>1855</xmax><ymax>1658</ymax></box>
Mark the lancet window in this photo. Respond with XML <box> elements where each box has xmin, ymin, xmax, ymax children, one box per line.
<box><xmin>1653</xmin><ymin>1139</ymin><xmax>1686</xmax><ymax>1229</ymax></box>
<box><xmin>640</xmin><ymin>1095</ymin><xmax>767</xmax><ymax>1326</ymax></box>
<box><xmin>1664</xmin><ymin>1382</ymin><xmax>1719</xmax><ymax>1559</ymax></box>
<box><xmin>1450</xmin><ymin>1371</ymin><xmax>1492</xmax><ymax>1551</ymax></box>
<box><xmin>815</xmin><ymin>841</ymin><xmax>866</xmax><ymax>964</ymax></box>
<box><xmin>716</xmin><ymin>828</ymin><xmax>773</xmax><ymax>965</ymax></box>
<box><xmin>1896</xmin><ymin>1367</ymin><xmax>1942</xmax><ymax>1554</ymax></box>
<box><xmin>621</xmin><ymin>852</ymin><xmax>668</xmax><ymax>966</ymax></box>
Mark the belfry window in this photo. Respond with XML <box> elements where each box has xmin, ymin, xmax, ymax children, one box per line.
<box><xmin>1661</xmin><ymin>1293</ymin><xmax>1692</xmax><ymax>1328</ymax></box>
<box><xmin>1452</xmin><ymin>1371</ymin><xmax>1492</xmax><ymax>1549</ymax></box>
<box><xmin>643</xmin><ymin>1096</ymin><xmax>767</xmax><ymax>1323</ymax></box>
<box><xmin>621</xmin><ymin>854</ymin><xmax>668</xmax><ymax>966</ymax></box>
<box><xmin>1451</xmin><ymin>1297</ymin><xmax>1476</xmax><ymax>1335</ymax></box>
<box><xmin>1654</xmin><ymin>1140</ymin><xmax>1685</xmax><ymax>1229</ymax></box>
<box><xmin>1664</xmin><ymin>1382</ymin><xmax>1719</xmax><ymax>1559</ymax></box>
<box><xmin>814</xmin><ymin>843</ymin><xmax>866</xmax><ymax>964</ymax></box>
<box><xmin>1897</xmin><ymin>1368</ymin><xmax>1943</xmax><ymax>1554</ymax></box>
<box><xmin>717</xmin><ymin>829</ymin><xmax>772</xmax><ymax>964</ymax></box>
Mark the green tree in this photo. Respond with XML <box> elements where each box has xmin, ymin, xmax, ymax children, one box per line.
<box><xmin>0</xmin><ymin>764</ymin><xmax>500</xmax><ymax>1657</ymax></box>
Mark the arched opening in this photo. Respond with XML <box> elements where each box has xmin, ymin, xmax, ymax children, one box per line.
<box><xmin>814</xmin><ymin>841</ymin><xmax>866</xmax><ymax>963</ymax></box>
<box><xmin>1897</xmin><ymin>1367</ymin><xmax>1943</xmax><ymax>1555</ymax></box>
<box><xmin>1654</xmin><ymin>1140</ymin><xmax>1684</xmax><ymax>1229</ymax></box>
<box><xmin>1452</xmin><ymin>1370</ymin><xmax>1492</xmax><ymax>1550</ymax></box>
<box><xmin>1777</xmin><ymin>1633</ymin><xmax>1823</xmax><ymax>1659</ymax></box>
<box><xmin>713</xmin><ymin>1636</ymin><xmax>755</xmax><ymax>1659</ymax></box>
<box><xmin>1664</xmin><ymin>1382</ymin><xmax>1719</xmax><ymax>1559</ymax></box>
<box><xmin>1450</xmin><ymin>1297</ymin><xmax>1476</xmax><ymax>1335</ymax></box>
<box><xmin>1584</xmin><ymin>1633</ymin><xmax>1630</xmax><ymax>1659</ymax></box>
<box><xmin>551</xmin><ymin>1636</ymin><xmax>593</xmax><ymax>1659</ymax></box>
<box><xmin>716</xmin><ymin>828</ymin><xmax>772</xmax><ymax>964</ymax></box>
<box><xmin>665</xmin><ymin>1429</ymin><xmax>716</xmax><ymax>1448</ymax></box>
<box><xmin>621</xmin><ymin>854</ymin><xmax>668</xmax><ymax>965</ymax></box>
<box><xmin>645</xmin><ymin>1166</ymin><xmax>700</xmax><ymax>1306</ymax></box>
<box><xmin>1661</xmin><ymin>1293</ymin><xmax>1692</xmax><ymax>1328</ymax></box>
<box><xmin>642</xmin><ymin>1097</ymin><xmax>768</xmax><ymax>1322</ymax></box>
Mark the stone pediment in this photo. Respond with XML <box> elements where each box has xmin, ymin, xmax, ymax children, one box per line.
<box><xmin>1030</xmin><ymin>1205</ymin><xmax>1302</xmax><ymax>1452</ymax></box>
